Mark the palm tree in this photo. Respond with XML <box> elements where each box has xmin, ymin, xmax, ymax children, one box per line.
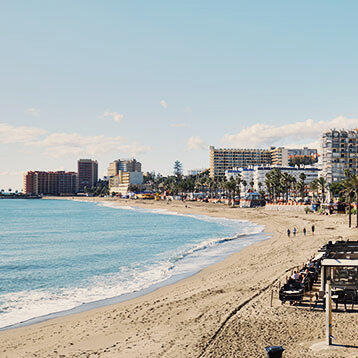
<box><xmin>235</xmin><ymin>175</ymin><xmax>242</xmax><ymax>200</ymax></box>
<box><xmin>317</xmin><ymin>177</ymin><xmax>327</xmax><ymax>203</ymax></box>
<box><xmin>340</xmin><ymin>174</ymin><xmax>357</xmax><ymax>228</ymax></box>
<box><xmin>279</xmin><ymin>173</ymin><xmax>295</xmax><ymax>202</ymax></box>
<box><xmin>351</xmin><ymin>175</ymin><xmax>358</xmax><ymax>228</ymax></box>
<box><xmin>242</xmin><ymin>180</ymin><xmax>247</xmax><ymax>196</ymax></box>
<box><xmin>219</xmin><ymin>176</ymin><xmax>227</xmax><ymax>198</ymax></box>
<box><xmin>225</xmin><ymin>177</ymin><xmax>237</xmax><ymax>206</ymax></box>
<box><xmin>249</xmin><ymin>180</ymin><xmax>254</xmax><ymax>191</ymax></box>
<box><xmin>265</xmin><ymin>169</ymin><xmax>282</xmax><ymax>202</ymax></box>
<box><xmin>297</xmin><ymin>173</ymin><xmax>306</xmax><ymax>199</ymax></box>
<box><xmin>310</xmin><ymin>179</ymin><xmax>319</xmax><ymax>202</ymax></box>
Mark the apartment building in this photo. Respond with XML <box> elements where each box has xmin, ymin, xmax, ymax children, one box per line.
<box><xmin>270</xmin><ymin>147</ymin><xmax>290</xmax><ymax>166</ymax></box>
<box><xmin>78</xmin><ymin>159</ymin><xmax>98</xmax><ymax>192</ymax></box>
<box><xmin>225</xmin><ymin>166</ymin><xmax>320</xmax><ymax>193</ymax></box>
<box><xmin>270</xmin><ymin>147</ymin><xmax>317</xmax><ymax>166</ymax></box>
<box><xmin>107</xmin><ymin>159</ymin><xmax>141</xmax><ymax>177</ymax></box>
<box><xmin>322</xmin><ymin>129</ymin><xmax>358</xmax><ymax>182</ymax></box>
<box><xmin>23</xmin><ymin>171</ymin><xmax>78</xmax><ymax>195</ymax></box>
<box><xmin>107</xmin><ymin>158</ymin><xmax>143</xmax><ymax>195</ymax></box>
<box><xmin>209</xmin><ymin>146</ymin><xmax>271</xmax><ymax>178</ymax></box>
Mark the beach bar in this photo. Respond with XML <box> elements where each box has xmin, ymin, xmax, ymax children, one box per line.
<box><xmin>320</xmin><ymin>241</ymin><xmax>358</xmax><ymax>295</ymax></box>
<box><xmin>319</xmin><ymin>241</ymin><xmax>358</xmax><ymax>345</ymax></box>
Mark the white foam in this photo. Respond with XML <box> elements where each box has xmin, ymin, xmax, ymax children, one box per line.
<box><xmin>0</xmin><ymin>202</ymin><xmax>267</xmax><ymax>329</ymax></box>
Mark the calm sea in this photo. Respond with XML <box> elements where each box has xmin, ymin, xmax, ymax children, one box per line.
<box><xmin>0</xmin><ymin>199</ymin><xmax>266</xmax><ymax>329</ymax></box>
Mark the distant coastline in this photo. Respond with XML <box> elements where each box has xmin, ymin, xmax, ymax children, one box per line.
<box><xmin>0</xmin><ymin>195</ymin><xmax>41</xmax><ymax>199</ymax></box>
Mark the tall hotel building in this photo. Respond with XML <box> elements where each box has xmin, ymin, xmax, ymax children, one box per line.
<box><xmin>107</xmin><ymin>158</ymin><xmax>143</xmax><ymax>194</ymax></box>
<box><xmin>209</xmin><ymin>146</ymin><xmax>272</xmax><ymax>178</ymax></box>
<box><xmin>23</xmin><ymin>171</ymin><xmax>78</xmax><ymax>195</ymax></box>
<box><xmin>78</xmin><ymin>159</ymin><xmax>98</xmax><ymax>192</ymax></box>
<box><xmin>107</xmin><ymin>158</ymin><xmax>141</xmax><ymax>177</ymax></box>
<box><xmin>322</xmin><ymin>129</ymin><xmax>358</xmax><ymax>182</ymax></box>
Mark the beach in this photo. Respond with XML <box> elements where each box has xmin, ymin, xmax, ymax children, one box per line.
<box><xmin>1</xmin><ymin>198</ymin><xmax>357</xmax><ymax>357</ymax></box>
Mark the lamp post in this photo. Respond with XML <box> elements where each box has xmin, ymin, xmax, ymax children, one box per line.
<box><xmin>325</xmin><ymin>277</ymin><xmax>332</xmax><ymax>346</ymax></box>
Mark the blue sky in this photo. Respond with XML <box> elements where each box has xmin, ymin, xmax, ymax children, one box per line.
<box><xmin>1</xmin><ymin>1</ymin><xmax>358</xmax><ymax>190</ymax></box>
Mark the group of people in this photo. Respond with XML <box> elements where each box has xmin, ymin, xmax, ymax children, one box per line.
<box><xmin>289</xmin><ymin>258</ymin><xmax>320</xmax><ymax>289</ymax></box>
<box><xmin>287</xmin><ymin>224</ymin><xmax>315</xmax><ymax>237</ymax></box>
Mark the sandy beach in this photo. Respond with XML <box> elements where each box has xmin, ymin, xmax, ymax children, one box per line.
<box><xmin>1</xmin><ymin>198</ymin><xmax>358</xmax><ymax>358</ymax></box>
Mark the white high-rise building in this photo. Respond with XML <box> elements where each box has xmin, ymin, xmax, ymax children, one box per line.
<box><xmin>322</xmin><ymin>129</ymin><xmax>358</xmax><ymax>182</ymax></box>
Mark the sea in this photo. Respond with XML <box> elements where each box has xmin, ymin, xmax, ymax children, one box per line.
<box><xmin>0</xmin><ymin>199</ymin><xmax>267</xmax><ymax>330</ymax></box>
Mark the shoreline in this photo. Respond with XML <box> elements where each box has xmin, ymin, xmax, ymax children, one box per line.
<box><xmin>0</xmin><ymin>200</ymin><xmax>267</xmax><ymax>331</ymax></box>
<box><xmin>1</xmin><ymin>198</ymin><xmax>357</xmax><ymax>357</ymax></box>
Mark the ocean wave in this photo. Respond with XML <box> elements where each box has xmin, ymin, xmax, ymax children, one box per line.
<box><xmin>0</xmin><ymin>229</ymin><xmax>267</xmax><ymax>330</ymax></box>
<box><xmin>0</xmin><ymin>201</ymin><xmax>267</xmax><ymax>330</ymax></box>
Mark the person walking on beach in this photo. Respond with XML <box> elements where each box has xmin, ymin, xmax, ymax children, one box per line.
<box><xmin>293</xmin><ymin>227</ymin><xmax>297</xmax><ymax>237</ymax></box>
<box><xmin>311</xmin><ymin>225</ymin><xmax>315</xmax><ymax>235</ymax></box>
<box><xmin>287</xmin><ymin>229</ymin><xmax>291</xmax><ymax>237</ymax></box>
<box><xmin>303</xmin><ymin>227</ymin><xmax>306</xmax><ymax>236</ymax></box>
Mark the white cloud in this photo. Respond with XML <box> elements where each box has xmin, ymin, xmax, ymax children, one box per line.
<box><xmin>222</xmin><ymin>116</ymin><xmax>358</xmax><ymax>148</ymax></box>
<box><xmin>0</xmin><ymin>122</ymin><xmax>150</xmax><ymax>158</ymax></box>
<box><xmin>0</xmin><ymin>123</ymin><xmax>47</xmax><ymax>144</ymax></box>
<box><xmin>186</xmin><ymin>136</ymin><xmax>206</xmax><ymax>150</ymax></box>
<box><xmin>170</xmin><ymin>123</ymin><xmax>189</xmax><ymax>128</ymax></box>
<box><xmin>160</xmin><ymin>99</ymin><xmax>168</xmax><ymax>109</ymax></box>
<box><xmin>102</xmin><ymin>111</ymin><xmax>124</xmax><ymax>123</ymax></box>
<box><xmin>0</xmin><ymin>171</ymin><xmax>23</xmax><ymax>176</ymax></box>
<box><xmin>30</xmin><ymin>133</ymin><xmax>150</xmax><ymax>158</ymax></box>
<box><xmin>25</xmin><ymin>107</ymin><xmax>40</xmax><ymax>117</ymax></box>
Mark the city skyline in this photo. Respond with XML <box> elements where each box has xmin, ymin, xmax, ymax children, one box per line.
<box><xmin>1</xmin><ymin>1</ymin><xmax>358</xmax><ymax>190</ymax></box>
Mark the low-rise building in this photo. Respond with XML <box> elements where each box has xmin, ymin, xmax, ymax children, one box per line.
<box><xmin>225</xmin><ymin>166</ymin><xmax>320</xmax><ymax>193</ymax></box>
<box><xmin>253</xmin><ymin>166</ymin><xmax>320</xmax><ymax>192</ymax></box>
<box><xmin>187</xmin><ymin>168</ymin><xmax>207</xmax><ymax>176</ymax></box>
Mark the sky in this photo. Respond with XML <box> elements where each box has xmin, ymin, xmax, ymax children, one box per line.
<box><xmin>1</xmin><ymin>1</ymin><xmax>358</xmax><ymax>190</ymax></box>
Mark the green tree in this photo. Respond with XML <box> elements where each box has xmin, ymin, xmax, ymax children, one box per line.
<box><xmin>249</xmin><ymin>180</ymin><xmax>254</xmax><ymax>190</ymax></box>
<box><xmin>317</xmin><ymin>177</ymin><xmax>327</xmax><ymax>203</ymax></box>
<box><xmin>340</xmin><ymin>172</ymin><xmax>358</xmax><ymax>228</ymax></box>
<box><xmin>310</xmin><ymin>179</ymin><xmax>319</xmax><ymax>201</ymax></box>
<box><xmin>265</xmin><ymin>169</ymin><xmax>282</xmax><ymax>201</ymax></box>
<box><xmin>242</xmin><ymin>180</ymin><xmax>247</xmax><ymax>195</ymax></box>
<box><xmin>173</xmin><ymin>161</ymin><xmax>183</xmax><ymax>177</ymax></box>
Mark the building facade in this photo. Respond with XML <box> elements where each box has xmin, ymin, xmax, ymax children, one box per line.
<box><xmin>270</xmin><ymin>147</ymin><xmax>318</xmax><ymax>166</ymax></box>
<box><xmin>187</xmin><ymin>168</ymin><xmax>207</xmax><ymax>176</ymax></box>
<box><xmin>107</xmin><ymin>159</ymin><xmax>141</xmax><ymax>177</ymax></box>
<box><xmin>23</xmin><ymin>171</ymin><xmax>78</xmax><ymax>195</ymax></box>
<box><xmin>322</xmin><ymin>129</ymin><xmax>358</xmax><ymax>182</ymax></box>
<box><xmin>225</xmin><ymin>166</ymin><xmax>320</xmax><ymax>193</ymax></box>
<box><xmin>107</xmin><ymin>158</ymin><xmax>143</xmax><ymax>195</ymax></box>
<box><xmin>209</xmin><ymin>146</ymin><xmax>272</xmax><ymax>178</ymax></box>
<box><xmin>78</xmin><ymin>159</ymin><xmax>98</xmax><ymax>192</ymax></box>
<box><xmin>270</xmin><ymin>147</ymin><xmax>289</xmax><ymax>166</ymax></box>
